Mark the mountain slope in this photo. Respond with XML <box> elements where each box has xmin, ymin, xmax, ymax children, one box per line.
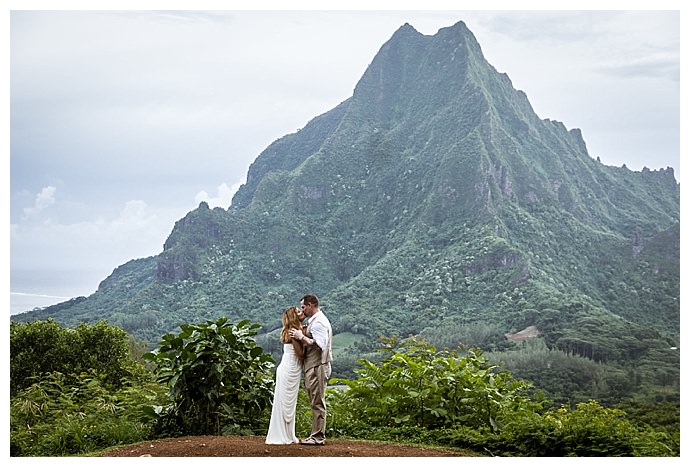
<box><xmin>14</xmin><ymin>21</ymin><xmax>679</xmax><ymax>402</ymax></box>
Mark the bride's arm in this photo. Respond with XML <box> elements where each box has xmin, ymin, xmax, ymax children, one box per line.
<box><xmin>291</xmin><ymin>334</ymin><xmax>304</xmax><ymax>360</ymax></box>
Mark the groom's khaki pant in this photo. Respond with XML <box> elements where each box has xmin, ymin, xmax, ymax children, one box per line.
<box><xmin>304</xmin><ymin>362</ymin><xmax>331</xmax><ymax>443</ymax></box>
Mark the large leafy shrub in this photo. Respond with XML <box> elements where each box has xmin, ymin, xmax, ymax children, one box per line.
<box><xmin>327</xmin><ymin>336</ymin><xmax>676</xmax><ymax>457</ymax></box>
<box><xmin>329</xmin><ymin>336</ymin><xmax>544</xmax><ymax>432</ymax></box>
<box><xmin>143</xmin><ymin>317</ymin><xmax>275</xmax><ymax>436</ymax></box>
<box><xmin>10</xmin><ymin>319</ymin><xmax>142</xmax><ymax>396</ymax></box>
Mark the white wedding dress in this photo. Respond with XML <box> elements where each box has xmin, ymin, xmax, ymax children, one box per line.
<box><xmin>265</xmin><ymin>343</ymin><xmax>302</xmax><ymax>444</ymax></box>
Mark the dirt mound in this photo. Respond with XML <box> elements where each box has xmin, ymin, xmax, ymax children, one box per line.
<box><xmin>99</xmin><ymin>435</ymin><xmax>472</xmax><ymax>457</ymax></box>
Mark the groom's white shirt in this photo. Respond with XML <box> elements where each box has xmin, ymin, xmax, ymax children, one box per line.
<box><xmin>307</xmin><ymin>309</ymin><xmax>331</xmax><ymax>356</ymax></box>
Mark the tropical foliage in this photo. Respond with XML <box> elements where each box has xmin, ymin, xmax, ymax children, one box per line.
<box><xmin>326</xmin><ymin>337</ymin><xmax>677</xmax><ymax>457</ymax></box>
<box><xmin>9</xmin><ymin>320</ymin><xmax>167</xmax><ymax>456</ymax></box>
<box><xmin>142</xmin><ymin>317</ymin><xmax>276</xmax><ymax>437</ymax></box>
<box><xmin>330</xmin><ymin>336</ymin><xmax>544</xmax><ymax>431</ymax></box>
<box><xmin>9</xmin><ymin>320</ymin><xmax>679</xmax><ymax>457</ymax></box>
<box><xmin>10</xmin><ymin>318</ymin><xmax>149</xmax><ymax>396</ymax></box>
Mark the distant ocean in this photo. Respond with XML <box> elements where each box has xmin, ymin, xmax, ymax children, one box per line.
<box><xmin>10</xmin><ymin>268</ymin><xmax>105</xmax><ymax>315</ymax></box>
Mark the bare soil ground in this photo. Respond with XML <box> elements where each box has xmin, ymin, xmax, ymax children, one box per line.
<box><xmin>99</xmin><ymin>435</ymin><xmax>474</xmax><ymax>457</ymax></box>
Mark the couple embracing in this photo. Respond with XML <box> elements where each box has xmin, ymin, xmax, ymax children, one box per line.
<box><xmin>265</xmin><ymin>294</ymin><xmax>333</xmax><ymax>445</ymax></box>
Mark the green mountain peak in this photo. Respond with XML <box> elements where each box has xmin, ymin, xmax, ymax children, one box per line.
<box><xmin>15</xmin><ymin>20</ymin><xmax>678</xmax><ymax>404</ymax></box>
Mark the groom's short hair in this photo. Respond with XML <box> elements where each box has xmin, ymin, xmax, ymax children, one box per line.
<box><xmin>301</xmin><ymin>294</ymin><xmax>319</xmax><ymax>307</ymax></box>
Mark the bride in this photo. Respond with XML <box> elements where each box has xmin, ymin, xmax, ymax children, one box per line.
<box><xmin>265</xmin><ymin>306</ymin><xmax>306</xmax><ymax>444</ymax></box>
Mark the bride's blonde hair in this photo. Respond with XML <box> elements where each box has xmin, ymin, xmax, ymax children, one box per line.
<box><xmin>281</xmin><ymin>306</ymin><xmax>302</xmax><ymax>343</ymax></box>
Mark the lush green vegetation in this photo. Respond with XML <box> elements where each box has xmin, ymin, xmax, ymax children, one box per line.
<box><xmin>10</xmin><ymin>318</ymin><xmax>149</xmax><ymax>397</ymax></box>
<box><xmin>9</xmin><ymin>319</ymin><xmax>679</xmax><ymax>457</ymax></box>
<box><xmin>142</xmin><ymin>318</ymin><xmax>275</xmax><ymax>437</ymax></box>
<box><xmin>326</xmin><ymin>337</ymin><xmax>677</xmax><ymax>456</ymax></box>
<box><xmin>10</xmin><ymin>320</ymin><xmax>167</xmax><ymax>456</ymax></box>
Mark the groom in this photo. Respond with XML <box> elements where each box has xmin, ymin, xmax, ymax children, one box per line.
<box><xmin>289</xmin><ymin>293</ymin><xmax>332</xmax><ymax>445</ymax></box>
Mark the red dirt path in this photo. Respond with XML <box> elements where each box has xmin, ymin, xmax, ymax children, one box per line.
<box><xmin>99</xmin><ymin>435</ymin><xmax>474</xmax><ymax>457</ymax></box>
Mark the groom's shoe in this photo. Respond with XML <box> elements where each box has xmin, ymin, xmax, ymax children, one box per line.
<box><xmin>300</xmin><ymin>437</ymin><xmax>325</xmax><ymax>445</ymax></box>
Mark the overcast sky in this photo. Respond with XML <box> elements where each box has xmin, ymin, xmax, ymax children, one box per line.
<box><xmin>6</xmin><ymin>2</ymin><xmax>682</xmax><ymax>313</ymax></box>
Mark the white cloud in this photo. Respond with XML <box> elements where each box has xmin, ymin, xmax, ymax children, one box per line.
<box><xmin>11</xmin><ymin>196</ymin><xmax>177</xmax><ymax>274</ymax></box>
<box><xmin>194</xmin><ymin>180</ymin><xmax>243</xmax><ymax>208</ymax></box>
<box><xmin>22</xmin><ymin>185</ymin><xmax>56</xmax><ymax>219</ymax></box>
<box><xmin>114</xmin><ymin>200</ymin><xmax>151</xmax><ymax>225</ymax></box>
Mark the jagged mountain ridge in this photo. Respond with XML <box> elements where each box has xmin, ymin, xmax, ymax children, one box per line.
<box><xmin>236</xmin><ymin>22</ymin><xmax>676</xmax><ymax>243</ymax></box>
<box><xmin>15</xmin><ymin>22</ymin><xmax>679</xmax><ymax>397</ymax></box>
